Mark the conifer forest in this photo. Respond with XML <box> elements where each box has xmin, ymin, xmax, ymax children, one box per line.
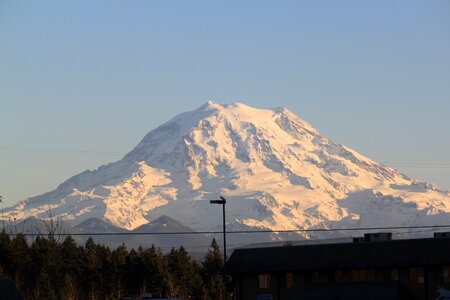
<box><xmin>0</xmin><ymin>231</ymin><xmax>227</xmax><ymax>300</ymax></box>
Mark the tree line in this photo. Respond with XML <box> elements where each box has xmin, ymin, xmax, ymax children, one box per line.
<box><xmin>0</xmin><ymin>230</ymin><xmax>228</xmax><ymax>300</ymax></box>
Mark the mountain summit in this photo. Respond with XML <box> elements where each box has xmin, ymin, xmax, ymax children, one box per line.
<box><xmin>5</xmin><ymin>102</ymin><xmax>450</xmax><ymax>235</ymax></box>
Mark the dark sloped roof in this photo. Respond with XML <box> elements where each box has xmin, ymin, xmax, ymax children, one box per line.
<box><xmin>223</xmin><ymin>237</ymin><xmax>450</xmax><ymax>274</ymax></box>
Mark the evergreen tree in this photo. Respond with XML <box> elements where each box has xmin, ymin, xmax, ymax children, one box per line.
<box><xmin>166</xmin><ymin>246</ymin><xmax>206</xmax><ymax>299</ymax></box>
<box><xmin>0</xmin><ymin>232</ymin><xmax>228</xmax><ymax>300</ymax></box>
<box><xmin>111</xmin><ymin>243</ymin><xmax>128</xmax><ymax>299</ymax></box>
<box><xmin>61</xmin><ymin>235</ymin><xmax>83</xmax><ymax>277</ymax></box>
<box><xmin>0</xmin><ymin>230</ymin><xmax>12</xmax><ymax>278</ymax></box>
<box><xmin>202</xmin><ymin>238</ymin><xmax>225</xmax><ymax>300</ymax></box>
<box><xmin>34</xmin><ymin>271</ymin><xmax>57</xmax><ymax>300</ymax></box>
<box><xmin>30</xmin><ymin>235</ymin><xmax>56</xmax><ymax>298</ymax></box>
<box><xmin>83</xmin><ymin>237</ymin><xmax>102</xmax><ymax>300</ymax></box>
<box><xmin>124</xmin><ymin>248</ymin><xmax>142</xmax><ymax>296</ymax></box>
<box><xmin>10</xmin><ymin>233</ymin><xmax>31</xmax><ymax>296</ymax></box>
<box><xmin>142</xmin><ymin>245</ymin><xmax>168</xmax><ymax>296</ymax></box>
<box><xmin>61</xmin><ymin>273</ymin><xmax>78</xmax><ymax>300</ymax></box>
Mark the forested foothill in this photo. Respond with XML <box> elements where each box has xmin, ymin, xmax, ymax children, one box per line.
<box><xmin>0</xmin><ymin>230</ymin><xmax>228</xmax><ymax>300</ymax></box>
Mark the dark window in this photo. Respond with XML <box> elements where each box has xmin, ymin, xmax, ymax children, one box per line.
<box><xmin>391</xmin><ymin>268</ymin><xmax>399</xmax><ymax>281</ymax></box>
<box><xmin>299</xmin><ymin>274</ymin><xmax>306</xmax><ymax>287</ymax></box>
<box><xmin>258</xmin><ymin>274</ymin><xmax>271</xmax><ymax>289</ymax></box>
<box><xmin>443</xmin><ymin>266</ymin><xmax>450</xmax><ymax>283</ymax></box>
<box><xmin>335</xmin><ymin>271</ymin><xmax>343</xmax><ymax>283</ymax></box>
<box><xmin>367</xmin><ymin>269</ymin><xmax>375</xmax><ymax>281</ymax></box>
<box><xmin>410</xmin><ymin>268</ymin><xmax>425</xmax><ymax>284</ymax></box>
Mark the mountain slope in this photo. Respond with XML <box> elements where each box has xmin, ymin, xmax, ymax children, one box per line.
<box><xmin>4</xmin><ymin>102</ymin><xmax>450</xmax><ymax>238</ymax></box>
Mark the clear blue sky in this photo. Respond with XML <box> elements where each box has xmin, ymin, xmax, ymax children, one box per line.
<box><xmin>1</xmin><ymin>1</ymin><xmax>450</xmax><ymax>207</ymax></box>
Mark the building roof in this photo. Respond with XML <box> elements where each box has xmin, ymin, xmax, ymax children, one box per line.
<box><xmin>223</xmin><ymin>237</ymin><xmax>450</xmax><ymax>274</ymax></box>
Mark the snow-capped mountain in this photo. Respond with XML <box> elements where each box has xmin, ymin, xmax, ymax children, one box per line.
<box><xmin>4</xmin><ymin>102</ymin><xmax>450</xmax><ymax>238</ymax></box>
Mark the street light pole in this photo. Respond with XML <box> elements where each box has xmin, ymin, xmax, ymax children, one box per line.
<box><xmin>210</xmin><ymin>196</ymin><xmax>227</xmax><ymax>263</ymax></box>
<box><xmin>221</xmin><ymin>196</ymin><xmax>226</xmax><ymax>262</ymax></box>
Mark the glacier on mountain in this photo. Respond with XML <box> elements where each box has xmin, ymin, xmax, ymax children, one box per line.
<box><xmin>4</xmin><ymin>101</ymin><xmax>450</xmax><ymax>238</ymax></box>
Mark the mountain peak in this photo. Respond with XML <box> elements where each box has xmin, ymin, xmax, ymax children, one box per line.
<box><xmin>199</xmin><ymin>101</ymin><xmax>286</xmax><ymax>116</ymax></box>
<box><xmin>200</xmin><ymin>100</ymin><xmax>223</xmax><ymax>111</ymax></box>
<box><xmin>4</xmin><ymin>102</ymin><xmax>450</xmax><ymax>236</ymax></box>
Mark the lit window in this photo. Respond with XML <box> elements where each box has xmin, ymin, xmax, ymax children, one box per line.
<box><xmin>410</xmin><ymin>268</ymin><xmax>425</xmax><ymax>284</ymax></box>
<box><xmin>284</xmin><ymin>272</ymin><xmax>293</xmax><ymax>288</ymax></box>
<box><xmin>258</xmin><ymin>274</ymin><xmax>271</xmax><ymax>289</ymax></box>
<box><xmin>351</xmin><ymin>269</ymin><xmax>375</xmax><ymax>282</ymax></box>
<box><xmin>443</xmin><ymin>267</ymin><xmax>450</xmax><ymax>283</ymax></box>
<box><xmin>334</xmin><ymin>271</ymin><xmax>342</xmax><ymax>282</ymax></box>
<box><xmin>351</xmin><ymin>270</ymin><xmax>366</xmax><ymax>282</ymax></box>
<box><xmin>335</xmin><ymin>271</ymin><xmax>343</xmax><ymax>283</ymax></box>
<box><xmin>312</xmin><ymin>272</ymin><xmax>320</xmax><ymax>283</ymax></box>
<box><xmin>391</xmin><ymin>268</ymin><xmax>399</xmax><ymax>281</ymax></box>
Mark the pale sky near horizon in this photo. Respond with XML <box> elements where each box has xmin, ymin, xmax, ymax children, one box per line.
<box><xmin>1</xmin><ymin>1</ymin><xmax>450</xmax><ymax>207</ymax></box>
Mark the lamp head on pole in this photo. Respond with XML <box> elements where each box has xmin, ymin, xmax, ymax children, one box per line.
<box><xmin>210</xmin><ymin>196</ymin><xmax>226</xmax><ymax>205</ymax></box>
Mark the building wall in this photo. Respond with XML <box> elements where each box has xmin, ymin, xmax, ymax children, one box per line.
<box><xmin>234</xmin><ymin>266</ymin><xmax>450</xmax><ymax>300</ymax></box>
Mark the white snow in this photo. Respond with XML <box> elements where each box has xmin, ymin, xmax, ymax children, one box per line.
<box><xmin>3</xmin><ymin>101</ymin><xmax>450</xmax><ymax>235</ymax></box>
